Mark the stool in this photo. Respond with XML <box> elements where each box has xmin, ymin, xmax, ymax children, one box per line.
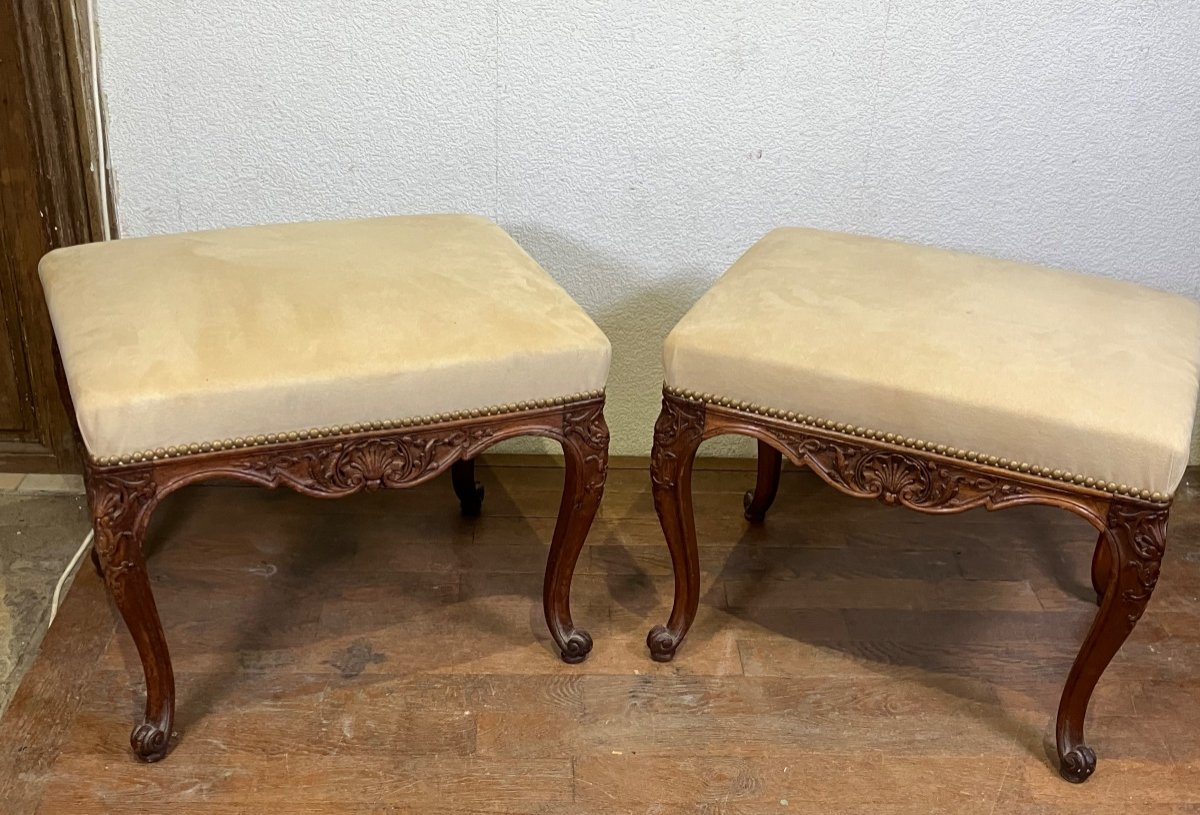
<box><xmin>646</xmin><ymin>228</ymin><xmax>1200</xmax><ymax>782</ymax></box>
<box><xmin>40</xmin><ymin>214</ymin><xmax>612</xmax><ymax>761</ymax></box>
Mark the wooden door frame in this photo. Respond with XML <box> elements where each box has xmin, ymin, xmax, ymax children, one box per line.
<box><xmin>1</xmin><ymin>0</ymin><xmax>110</xmax><ymax>472</ymax></box>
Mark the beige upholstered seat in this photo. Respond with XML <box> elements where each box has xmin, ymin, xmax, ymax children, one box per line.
<box><xmin>41</xmin><ymin>214</ymin><xmax>611</xmax><ymax>463</ymax></box>
<box><xmin>665</xmin><ymin>228</ymin><xmax>1200</xmax><ymax>499</ymax></box>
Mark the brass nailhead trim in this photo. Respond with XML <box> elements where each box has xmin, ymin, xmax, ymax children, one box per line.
<box><xmin>91</xmin><ymin>390</ymin><xmax>605</xmax><ymax>468</ymax></box>
<box><xmin>666</xmin><ymin>385</ymin><xmax>1170</xmax><ymax>505</ymax></box>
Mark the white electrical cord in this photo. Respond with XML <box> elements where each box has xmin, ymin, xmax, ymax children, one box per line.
<box><xmin>49</xmin><ymin>530</ymin><xmax>94</xmax><ymax>624</ymax></box>
<box><xmin>49</xmin><ymin>1</ymin><xmax>110</xmax><ymax>625</ymax></box>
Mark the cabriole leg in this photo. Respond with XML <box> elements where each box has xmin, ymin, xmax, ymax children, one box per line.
<box><xmin>1057</xmin><ymin>502</ymin><xmax>1168</xmax><ymax>782</ymax></box>
<box><xmin>543</xmin><ymin>402</ymin><xmax>609</xmax><ymax>664</ymax></box>
<box><xmin>88</xmin><ymin>467</ymin><xmax>174</xmax><ymax>762</ymax></box>
<box><xmin>646</xmin><ymin>394</ymin><xmax>707</xmax><ymax>662</ymax></box>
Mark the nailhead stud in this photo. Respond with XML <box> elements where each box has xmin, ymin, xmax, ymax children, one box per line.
<box><xmin>106</xmin><ymin>391</ymin><xmax>1155</xmax><ymax>503</ymax></box>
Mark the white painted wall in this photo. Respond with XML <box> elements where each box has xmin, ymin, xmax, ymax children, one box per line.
<box><xmin>96</xmin><ymin>1</ymin><xmax>1200</xmax><ymax>457</ymax></box>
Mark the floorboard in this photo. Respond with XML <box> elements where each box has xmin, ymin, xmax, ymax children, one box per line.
<box><xmin>2</xmin><ymin>459</ymin><xmax>1199</xmax><ymax>812</ymax></box>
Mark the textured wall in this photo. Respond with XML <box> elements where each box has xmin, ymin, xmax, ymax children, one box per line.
<box><xmin>96</xmin><ymin>1</ymin><xmax>1200</xmax><ymax>458</ymax></box>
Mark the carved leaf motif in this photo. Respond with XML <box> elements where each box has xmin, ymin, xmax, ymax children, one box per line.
<box><xmin>651</xmin><ymin>397</ymin><xmax>705</xmax><ymax>490</ymax></box>
<box><xmin>563</xmin><ymin>401</ymin><xmax>610</xmax><ymax>503</ymax></box>
<box><xmin>737</xmin><ymin>416</ymin><xmax>1030</xmax><ymax>513</ymax></box>
<box><xmin>653</xmin><ymin>393</ymin><xmax>1041</xmax><ymax>514</ymax></box>
<box><xmin>564</xmin><ymin>401</ymin><xmax>611</xmax><ymax>451</ymax></box>
<box><xmin>1106</xmin><ymin>504</ymin><xmax>1169</xmax><ymax>624</ymax></box>
<box><xmin>89</xmin><ymin>468</ymin><xmax>157</xmax><ymax>561</ymax></box>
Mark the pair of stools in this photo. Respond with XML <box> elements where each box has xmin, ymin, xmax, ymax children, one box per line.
<box><xmin>40</xmin><ymin>215</ymin><xmax>1200</xmax><ymax>782</ymax></box>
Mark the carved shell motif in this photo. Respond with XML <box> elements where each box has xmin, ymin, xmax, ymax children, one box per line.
<box><xmin>854</xmin><ymin>451</ymin><xmax>933</xmax><ymax>505</ymax></box>
<box><xmin>330</xmin><ymin>439</ymin><xmax>413</xmax><ymax>489</ymax></box>
<box><xmin>310</xmin><ymin>432</ymin><xmax>492</xmax><ymax>491</ymax></box>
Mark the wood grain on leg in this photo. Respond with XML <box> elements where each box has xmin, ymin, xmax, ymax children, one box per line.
<box><xmin>1056</xmin><ymin>503</ymin><xmax>1168</xmax><ymax>783</ymax></box>
<box><xmin>543</xmin><ymin>402</ymin><xmax>609</xmax><ymax>664</ymax></box>
<box><xmin>1090</xmin><ymin>530</ymin><xmax>1111</xmax><ymax>606</ymax></box>
<box><xmin>647</xmin><ymin>394</ymin><xmax>706</xmax><ymax>662</ymax></box>
<box><xmin>87</xmin><ymin>467</ymin><xmax>174</xmax><ymax>762</ymax></box>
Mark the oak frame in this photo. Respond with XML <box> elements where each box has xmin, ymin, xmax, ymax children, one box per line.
<box><xmin>84</xmin><ymin>395</ymin><xmax>609</xmax><ymax>762</ymax></box>
<box><xmin>646</xmin><ymin>389</ymin><xmax>1168</xmax><ymax>784</ymax></box>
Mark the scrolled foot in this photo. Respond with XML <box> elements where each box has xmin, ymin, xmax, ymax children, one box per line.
<box><xmin>459</xmin><ymin>482</ymin><xmax>485</xmax><ymax>518</ymax></box>
<box><xmin>1059</xmin><ymin>745</ymin><xmax>1096</xmax><ymax>783</ymax></box>
<box><xmin>558</xmin><ymin>629</ymin><xmax>593</xmax><ymax>664</ymax></box>
<box><xmin>130</xmin><ymin>721</ymin><xmax>171</xmax><ymax>763</ymax></box>
<box><xmin>647</xmin><ymin>624</ymin><xmax>683</xmax><ymax>663</ymax></box>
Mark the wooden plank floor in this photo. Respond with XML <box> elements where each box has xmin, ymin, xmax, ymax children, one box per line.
<box><xmin>3</xmin><ymin>458</ymin><xmax>1200</xmax><ymax>813</ymax></box>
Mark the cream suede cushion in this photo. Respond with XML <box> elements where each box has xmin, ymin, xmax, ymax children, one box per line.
<box><xmin>41</xmin><ymin>215</ymin><xmax>611</xmax><ymax>461</ymax></box>
<box><xmin>665</xmin><ymin>228</ymin><xmax>1200</xmax><ymax>498</ymax></box>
